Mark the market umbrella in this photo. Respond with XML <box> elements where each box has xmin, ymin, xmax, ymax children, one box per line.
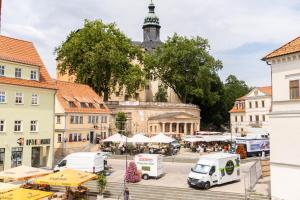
<box><xmin>102</xmin><ymin>133</ymin><xmax>128</xmax><ymax>143</ymax></box>
<box><xmin>0</xmin><ymin>166</ymin><xmax>52</xmax><ymax>181</ymax></box>
<box><xmin>0</xmin><ymin>188</ymin><xmax>53</xmax><ymax>200</ymax></box>
<box><xmin>128</xmin><ymin>133</ymin><xmax>150</xmax><ymax>143</ymax></box>
<box><xmin>183</xmin><ymin>137</ymin><xmax>205</xmax><ymax>143</ymax></box>
<box><xmin>34</xmin><ymin>169</ymin><xmax>96</xmax><ymax>187</ymax></box>
<box><xmin>150</xmin><ymin>133</ymin><xmax>175</xmax><ymax>143</ymax></box>
<box><xmin>0</xmin><ymin>182</ymin><xmax>20</xmax><ymax>194</ymax></box>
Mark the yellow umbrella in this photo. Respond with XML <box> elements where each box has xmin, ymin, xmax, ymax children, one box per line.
<box><xmin>0</xmin><ymin>188</ymin><xmax>53</xmax><ymax>200</ymax></box>
<box><xmin>0</xmin><ymin>166</ymin><xmax>52</xmax><ymax>181</ymax></box>
<box><xmin>0</xmin><ymin>183</ymin><xmax>20</xmax><ymax>194</ymax></box>
<box><xmin>34</xmin><ymin>169</ymin><xmax>96</xmax><ymax>187</ymax></box>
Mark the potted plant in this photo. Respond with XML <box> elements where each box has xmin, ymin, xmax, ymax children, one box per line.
<box><xmin>96</xmin><ymin>172</ymin><xmax>107</xmax><ymax>200</ymax></box>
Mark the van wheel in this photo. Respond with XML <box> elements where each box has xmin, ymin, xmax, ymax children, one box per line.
<box><xmin>142</xmin><ymin>174</ymin><xmax>149</xmax><ymax>180</ymax></box>
<box><xmin>203</xmin><ymin>182</ymin><xmax>210</xmax><ymax>189</ymax></box>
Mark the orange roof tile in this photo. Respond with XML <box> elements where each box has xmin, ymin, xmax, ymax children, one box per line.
<box><xmin>258</xmin><ymin>86</ymin><xmax>272</xmax><ymax>96</ymax></box>
<box><xmin>55</xmin><ymin>80</ymin><xmax>110</xmax><ymax>114</ymax></box>
<box><xmin>229</xmin><ymin>107</ymin><xmax>245</xmax><ymax>113</ymax></box>
<box><xmin>237</xmin><ymin>95</ymin><xmax>246</xmax><ymax>101</ymax></box>
<box><xmin>0</xmin><ymin>35</ymin><xmax>55</xmax><ymax>89</ymax></box>
<box><xmin>263</xmin><ymin>36</ymin><xmax>300</xmax><ymax>60</ymax></box>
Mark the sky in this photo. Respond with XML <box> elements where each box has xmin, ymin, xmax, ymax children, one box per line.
<box><xmin>2</xmin><ymin>0</ymin><xmax>300</xmax><ymax>87</ymax></box>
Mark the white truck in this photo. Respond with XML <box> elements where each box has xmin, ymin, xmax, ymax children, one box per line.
<box><xmin>187</xmin><ymin>153</ymin><xmax>240</xmax><ymax>189</ymax></box>
<box><xmin>236</xmin><ymin>134</ymin><xmax>270</xmax><ymax>157</ymax></box>
<box><xmin>134</xmin><ymin>154</ymin><xmax>164</xmax><ymax>180</ymax></box>
<box><xmin>54</xmin><ymin>152</ymin><xmax>105</xmax><ymax>173</ymax></box>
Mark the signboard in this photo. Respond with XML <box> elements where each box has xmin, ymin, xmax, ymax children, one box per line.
<box><xmin>26</xmin><ymin>139</ymin><xmax>51</xmax><ymax>146</ymax></box>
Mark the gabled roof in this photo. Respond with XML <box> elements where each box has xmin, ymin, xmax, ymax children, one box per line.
<box><xmin>0</xmin><ymin>35</ymin><xmax>55</xmax><ymax>90</ymax></box>
<box><xmin>263</xmin><ymin>36</ymin><xmax>300</xmax><ymax>60</ymax></box>
<box><xmin>148</xmin><ymin>112</ymin><xmax>198</xmax><ymax>120</ymax></box>
<box><xmin>55</xmin><ymin>80</ymin><xmax>110</xmax><ymax>114</ymax></box>
<box><xmin>258</xmin><ymin>86</ymin><xmax>272</xmax><ymax>96</ymax></box>
<box><xmin>229</xmin><ymin>107</ymin><xmax>245</xmax><ymax>113</ymax></box>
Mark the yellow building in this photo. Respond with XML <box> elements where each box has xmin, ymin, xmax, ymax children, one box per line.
<box><xmin>54</xmin><ymin>80</ymin><xmax>111</xmax><ymax>163</ymax></box>
<box><xmin>0</xmin><ymin>35</ymin><xmax>56</xmax><ymax>170</ymax></box>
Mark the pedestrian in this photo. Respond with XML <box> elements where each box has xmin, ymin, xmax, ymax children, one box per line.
<box><xmin>124</xmin><ymin>187</ymin><xmax>130</xmax><ymax>200</ymax></box>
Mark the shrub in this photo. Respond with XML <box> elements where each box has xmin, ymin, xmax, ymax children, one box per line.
<box><xmin>125</xmin><ymin>162</ymin><xmax>141</xmax><ymax>183</ymax></box>
<box><xmin>96</xmin><ymin>172</ymin><xmax>107</xmax><ymax>195</ymax></box>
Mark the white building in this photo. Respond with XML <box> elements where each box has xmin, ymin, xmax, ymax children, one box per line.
<box><xmin>263</xmin><ymin>36</ymin><xmax>300</xmax><ymax>200</ymax></box>
<box><xmin>229</xmin><ymin>86</ymin><xmax>272</xmax><ymax>134</ymax></box>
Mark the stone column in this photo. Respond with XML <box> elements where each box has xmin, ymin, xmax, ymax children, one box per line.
<box><xmin>176</xmin><ymin>123</ymin><xmax>179</xmax><ymax>134</ymax></box>
<box><xmin>162</xmin><ymin>122</ymin><xmax>165</xmax><ymax>133</ymax></box>
<box><xmin>184</xmin><ymin>122</ymin><xmax>187</xmax><ymax>135</ymax></box>
<box><xmin>191</xmin><ymin>123</ymin><xmax>194</xmax><ymax>135</ymax></box>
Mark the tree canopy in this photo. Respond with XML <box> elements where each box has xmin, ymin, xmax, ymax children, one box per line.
<box><xmin>55</xmin><ymin>19</ymin><xmax>145</xmax><ymax>101</ymax></box>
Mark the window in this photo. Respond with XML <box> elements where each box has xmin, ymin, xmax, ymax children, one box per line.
<box><xmin>80</xmin><ymin>102</ymin><xmax>87</xmax><ymax>108</ymax></box>
<box><xmin>235</xmin><ymin>128</ymin><xmax>238</xmax><ymax>133</ymax></box>
<box><xmin>135</xmin><ymin>93</ymin><xmax>139</xmax><ymax>100</ymax></box>
<box><xmin>88</xmin><ymin>103</ymin><xmax>94</xmax><ymax>108</ymax></box>
<box><xmin>58</xmin><ymin>134</ymin><xmax>62</xmax><ymax>143</ymax></box>
<box><xmin>70</xmin><ymin>116</ymin><xmax>83</xmax><ymax>124</ymax></box>
<box><xmin>115</xmin><ymin>92</ymin><xmax>120</xmax><ymax>97</ymax></box>
<box><xmin>235</xmin><ymin>116</ymin><xmax>237</xmax><ymax>122</ymax></box>
<box><xmin>262</xmin><ymin>100</ymin><xmax>265</xmax><ymax>108</ymax></box>
<box><xmin>255</xmin><ymin>115</ymin><xmax>259</xmax><ymax>122</ymax></box>
<box><xmin>255</xmin><ymin>101</ymin><xmax>258</xmax><ymax>108</ymax></box>
<box><xmin>249</xmin><ymin>102</ymin><xmax>252</xmax><ymax>109</ymax></box>
<box><xmin>0</xmin><ymin>120</ymin><xmax>5</xmax><ymax>132</ymax></box>
<box><xmin>241</xmin><ymin>116</ymin><xmax>243</xmax><ymax>122</ymax></box>
<box><xmin>31</xmin><ymin>94</ymin><xmax>38</xmax><ymax>105</ymax></box>
<box><xmin>68</xmin><ymin>101</ymin><xmax>76</xmax><ymax>108</ymax></box>
<box><xmin>79</xmin><ymin>116</ymin><xmax>83</xmax><ymax>124</ymax></box>
<box><xmin>15</xmin><ymin>68</ymin><xmax>22</xmax><ymax>78</ymax></box>
<box><xmin>262</xmin><ymin>115</ymin><xmax>266</xmax><ymax>122</ymax></box>
<box><xmin>78</xmin><ymin>133</ymin><xmax>82</xmax><ymax>141</ymax></box>
<box><xmin>0</xmin><ymin>148</ymin><xmax>4</xmax><ymax>171</ymax></box>
<box><xmin>0</xmin><ymin>91</ymin><xmax>6</xmax><ymax>103</ymax></box>
<box><xmin>56</xmin><ymin>116</ymin><xmax>61</xmax><ymax>124</ymax></box>
<box><xmin>150</xmin><ymin>126</ymin><xmax>152</xmax><ymax>132</ymax></box>
<box><xmin>290</xmin><ymin>80</ymin><xmax>300</xmax><ymax>99</ymax></box>
<box><xmin>0</xmin><ymin>66</ymin><xmax>4</xmax><ymax>76</ymax></box>
<box><xmin>73</xmin><ymin>133</ymin><xmax>78</xmax><ymax>142</ymax></box>
<box><xmin>101</xmin><ymin>116</ymin><xmax>108</xmax><ymax>123</ymax></box>
<box><xmin>15</xmin><ymin>93</ymin><xmax>23</xmax><ymax>104</ymax></box>
<box><xmin>30</xmin><ymin>70</ymin><xmax>37</xmax><ymax>80</ymax></box>
<box><xmin>99</xmin><ymin>104</ymin><xmax>105</xmax><ymax>109</ymax></box>
<box><xmin>11</xmin><ymin>147</ymin><xmax>23</xmax><ymax>167</ymax></box>
<box><xmin>89</xmin><ymin>116</ymin><xmax>98</xmax><ymax>124</ymax></box>
<box><xmin>250</xmin><ymin>115</ymin><xmax>253</xmax><ymax>122</ymax></box>
<box><xmin>95</xmin><ymin>116</ymin><xmax>99</xmax><ymax>124</ymax></box>
<box><xmin>14</xmin><ymin>121</ymin><xmax>22</xmax><ymax>132</ymax></box>
<box><xmin>30</xmin><ymin>121</ymin><xmax>38</xmax><ymax>132</ymax></box>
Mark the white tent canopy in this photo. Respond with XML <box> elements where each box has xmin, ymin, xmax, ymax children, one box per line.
<box><xmin>150</xmin><ymin>133</ymin><xmax>175</xmax><ymax>143</ymax></box>
<box><xmin>102</xmin><ymin>133</ymin><xmax>128</xmax><ymax>143</ymax></box>
<box><xmin>128</xmin><ymin>133</ymin><xmax>150</xmax><ymax>143</ymax></box>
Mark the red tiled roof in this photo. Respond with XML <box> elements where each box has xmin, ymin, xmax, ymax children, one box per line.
<box><xmin>229</xmin><ymin>107</ymin><xmax>245</xmax><ymax>113</ymax></box>
<box><xmin>0</xmin><ymin>35</ymin><xmax>55</xmax><ymax>89</ymax></box>
<box><xmin>55</xmin><ymin>80</ymin><xmax>110</xmax><ymax>114</ymax></box>
<box><xmin>258</xmin><ymin>86</ymin><xmax>272</xmax><ymax>96</ymax></box>
<box><xmin>263</xmin><ymin>36</ymin><xmax>300</xmax><ymax>60</ymax></box>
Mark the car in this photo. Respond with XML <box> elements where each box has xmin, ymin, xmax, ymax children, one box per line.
<box><xmin>171</xmin><ymin>141</ymin><xmax>181</xmax><ymax>149</ymax></box>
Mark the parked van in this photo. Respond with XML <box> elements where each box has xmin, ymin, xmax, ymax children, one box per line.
<box><xmin>187</xmin><ymin>153</ymin><xmax>240</xmax><ymax>189</ymax></box>
<box><xmin>134</xmin><ymin>154</ymin><xmax>164</xmax><ymax>180</ymax></box>
<box><xmin>54</xmin><ymin>152</ymin><xmax>104</xmax><ymax>173</ymax></box>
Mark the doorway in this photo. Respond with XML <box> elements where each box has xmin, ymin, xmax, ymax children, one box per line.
<box><xmin>31</xmin><ymin>147</ymin><xmax>41</xmax><ymax>167</ymax></box>
<box><xmin>90</xmin><ymin>131</ymin><xmax>94</xmax><ymax>144</ymax></box>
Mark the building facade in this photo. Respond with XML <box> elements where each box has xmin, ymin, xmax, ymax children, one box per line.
<box><xmin>0</xmin><ymin>35</ymin><xmax>56</xmax><ymax>170</ymax></box>
<box><xmin>54</xmin><ymin>80</ymin><xmax>110</xmax><ymax>163</ymax></box>
<box><xmin>230</xmin><ymin>86</ymin><xmax>272</xmax><ymax>134</ymax></box>
<box><xmin>106</xmin><ymin>101</ymin><xmax>200</xmax><ymax>137</ymax></box>
<box><xmin>263</xmin><ymin>37</ymin><xmax>300</xmax><ymax>200</ymax></box>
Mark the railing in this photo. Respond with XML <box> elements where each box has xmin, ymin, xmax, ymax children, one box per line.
<box><xmin>249</xmin><ymin>122</ymin><xmax>262</xmax><ymax>128</ymax></box>
<box><xmin>105</xmin><ymin>101</ymin><xmax>199</xmax><ymax>108</ymax></box>
<box><xmin>244</xmin><ymin>160</ymin><xmax>262</xmax><ymax>199</ymax></box>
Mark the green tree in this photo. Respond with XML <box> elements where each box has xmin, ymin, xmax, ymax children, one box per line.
<box><xmin>224</xmin><ymin>75</ymin><xmax>250</xmax><ymax>114</ymax></box>
<box><xmin>55</xmin><ymin>19</ymin><xmax>145</xmax><ymax>101</ymax></box>
<box><xmin>155</xmin><ymin>84</ymin><xmax>168</xmax><ymax>102</ymax></box>
<box><xmin>144</xmin><ymin>33</ymin><xmax>222</xmax><ymax>104</ymax></box>
<box><xmin>115</xmin><ymin>112</ymin><xmax>127</xmax><ymax>135</ymax></box>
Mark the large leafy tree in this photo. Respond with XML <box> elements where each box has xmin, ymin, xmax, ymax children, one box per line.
<box><xmin>56</xmin><ymin>19</ymin><xmax>145</xmax><ymax>101</ymax></box>
<box><xmin>145</xmin><ymin>34</ymin><xmax>226</xmax><ymax>129</ymax></box>
<box><xmin>144</xmin><ymin>34</ymin><xmax>222</xmax><ymax>104</ymax></box>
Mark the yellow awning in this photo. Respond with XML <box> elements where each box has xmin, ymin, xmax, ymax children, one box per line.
<box><xmin>0</xmin><ymin>166</ymin><xmax>52</xmax><ymax>181</ymax></box>
<box><xmin>34</xmin><ymin>169</ymin><xmax>96</xmax><ymax>187</ymax></box>
<box><xmin>0</xmin><ymin>188</ymin><xmax>53</xmax><ymax>200</ymax></box>
<box><xmin>0</xmin><ymin>183</ymin><xmax>20</xmax><ymax>194</ymax></box>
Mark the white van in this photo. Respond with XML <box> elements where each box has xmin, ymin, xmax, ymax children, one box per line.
<box><xmin>134</xmin><ymin>154</ymin><xmax>164</xmax><ymax>180</ymax></box>
<box><xmin>54</xmin><ymin>152</ymin><xmax>105</xmax><ymax>173</ymax></box>
<box><xmin>187</xmin><ymin>153</ymin><xmax>240</xmax><ymax>189</ymax></box>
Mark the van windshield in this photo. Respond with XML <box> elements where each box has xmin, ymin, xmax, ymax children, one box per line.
<box><xmin>192</xmin><ymin>164</ymin><xmax>210</xmax><ymax>174</ymax></box>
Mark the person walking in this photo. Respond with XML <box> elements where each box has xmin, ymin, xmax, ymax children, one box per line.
<box><xmin>124</xmin><ymin>187</ymin><xmax>130</xmax><ymax>200</ymax></box>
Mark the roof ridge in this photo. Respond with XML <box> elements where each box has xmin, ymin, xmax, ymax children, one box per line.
<box><xmin>0</xmin><ymin>34</ymin><xmax>33</xmax><ymax>44</ymax></box>
<box><xmin>262</xmin><ymin>36</ymin><xmax>300</xmax><ymax>60</ymax></box>
<box><xmin>54</xmin><ymin>79</ymin><xmax>91</xmax><ymax>87</ymax></box>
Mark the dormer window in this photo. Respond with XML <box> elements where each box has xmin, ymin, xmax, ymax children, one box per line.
<box><xmin>0</xmin><ymin>66</ymin><xmax>4</xmax><ymax>76</ymax></box>
<box><xmin>68</xmin><ymin>101</ymin><xmax>76</xmax><ymax>108</ymax></box>
<box><xmin>30</xmin><ymin>70</ymin><xmax>38</xmax><ymax>80</ymax></box>
<box><xmin>88</xmin><ymin>103</ymin><xmax>95</xmax><ymax>108</ymax></box>
<box><xmin>15</xmin><ymin>68</ymin><xmax>22</xmax><ymax>78</ymax></box>
<box><xmin>80</xmin><ymin>102</ymin><xmax>88</xmax><ymax>108</ymax></box>
<box><xmin>99</xmin><ymin>104</ymin><xmax>105</xmax><ymax>109</ymax></box>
